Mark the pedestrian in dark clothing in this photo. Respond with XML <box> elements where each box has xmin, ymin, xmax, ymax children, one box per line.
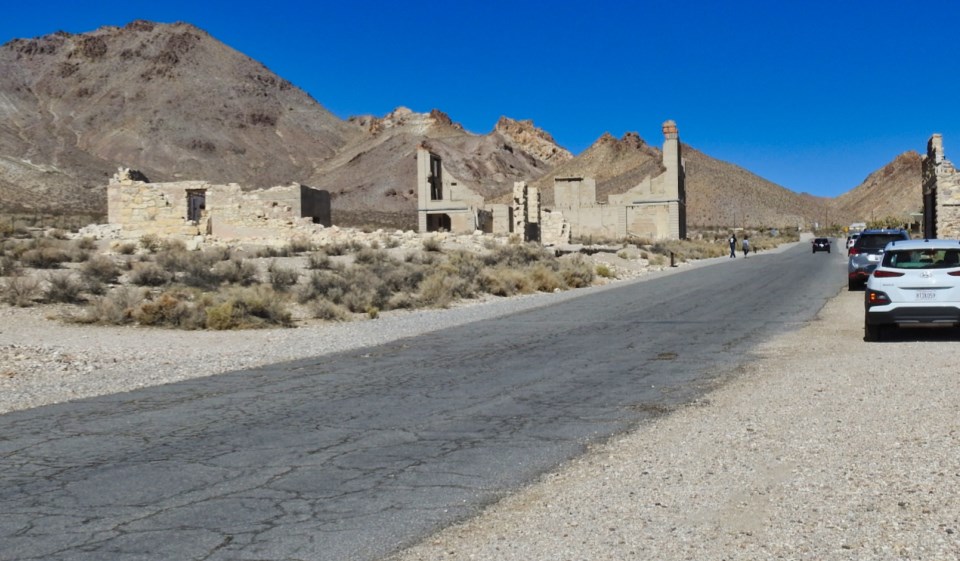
<box><xmin>729</xmin><ymin>234</ymin><xmax>737</xmax><ymax>258</ymax></box>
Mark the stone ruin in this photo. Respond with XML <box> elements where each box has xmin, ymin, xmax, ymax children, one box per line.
<box><xmin>922</xmin><ymin>134</ymin><xmax>960</xmax><ymax>239</ymax></box>
<box><xmin>106</xmin><ymin>169</ymin><xmax>331</xmax><ymax>241</ymax></box>
<box><xmin>417</xmin><ymin>120</ymin><xmax>687</xmax><ymax>244</ymax></box>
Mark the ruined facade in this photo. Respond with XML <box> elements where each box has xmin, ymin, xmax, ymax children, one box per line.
<box><xmin>107</xmin><ymin>169</ymin><xmax>331</xmax><ymax>240</ymax></box>
<box><xmin>416</xmin><ymin>119</ymin><xmax>685</xmax><ymax>244</ymax></box>
<box><xmin>552</xmin><ymin>120</ymin><xmax>686</xmax><ymax>241</ymax></box>
<box><xmin>922</xmin><ymin>134</ymin><xmax>960</xmax><ymax>239</ymax></box>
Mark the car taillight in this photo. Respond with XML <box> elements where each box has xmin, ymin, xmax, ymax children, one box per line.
<box><xmin>848</xmin><ymin>247</ymin><xmax>860</xmax><ymax>256</ymax></box>
<box><xmin>873</xmin><ymin>270</ymin><xmax>904</xmax><ymax>277</ymax></box>
<box><xmin>949</xmin><ymin>271</ymin><xmax>960</xmax><ymax>276</ymax></box>
<box><xmin>866</xmin><ymin>289</ymin><xmax>890</xmax><ymax>307</ymax></box>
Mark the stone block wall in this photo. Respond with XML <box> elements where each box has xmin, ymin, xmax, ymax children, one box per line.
<box><xmin>922</xmin><ymin>134</ymin><xmax>960</xmax><ymax>239</ymax></box>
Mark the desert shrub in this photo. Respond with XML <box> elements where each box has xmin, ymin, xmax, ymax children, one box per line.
<box><xmin>0</xmin><ymin>255</ymin><xmax>20</xmax><ymax>277</ymax></box>
<box><xmin>1</xmin><ymin>275</ymin><xmax>41</xmax><ymax>307</ymax></box>
<box><xmin>20</xmin><ymin>247</ymin><xmax>71</xmax><ymax>269</ymax></box>
<box><xmin>422</xmin><ymin>237</ymin><xmax>442</xmax><ymax>252</ymax></box>
<box><xmin>139</xmin><ymin>234</ymin><xmax>161</xmax><ymax>253</ymax></box>
<box><xmin>484</xmin><ymin>243</ymin><xmax>549</xmax><ymax>267</ymax></box>
<box><xmin>0</xmin><ymin>221</ymin><xmax>12</xmax><ymax>239</ymax></box>
<box><xmin>558</xmin><ymin>256</ymin><xmax>595</xmax><ymax>288</ymax></box>
<box><xmin>648</xmin><ymin>254</ymin><xmax>667</xmax><ymax>267</ymax></box>
<box><xmin>75</xmin><ymin>237</ymin><xmax>98</xmax><ymax>251</ymax></box>
<box><xmin>268</xmin><ymin>264</ymin><xmax>299</xmax><ymax>292</ymax></box>
<box><xmin>386</xmin><ymin>291</ymin><xmax>417</xmax><ymax>310</ymax></box>
<box><xmin>204</xmin><ymin>286</ymin><xmax>292</xmax><ymax>329</ymax></box>
<box><xmin>353</xmin><ymin>247</ymin><xmax>394</xmax><ymax>267</ymax></box>
<box><xmin>477</xmin><ymin>267</ymin><xmax>532</xmax><ymax>297</ymax></box>
<box><xmin>379</xmin><ymin>262</ymin><xmax>426</xmax><ymax>294</ymax></box>
<box><xmin>177</xmin><ymin>251</ymin><xmax>227</xmax><ymax>289</ymax></box>
<box><xmin>297</xmin><ymin>270</ymin><xmax>349</xmax><ymax>304</ymax></box>
<box><xmin>203</xmin><ymin>245</ymin><xmax>232</xmax><ymax>262</ymax></box>
<box><xmin>366</xmin><ymin>306</ymin><xmax>379</xmax><ymax>319</ymax></box>
<box><xmin>417</xmin><ymin>270</ymin><xmax>457</xmax><ymax>308</ymax></box>
<box><xmin>44</xmin><ymin>272</ymin><xmax>84</xmax><ymax>303</ymax></box>
<box><xmin>132</xmin><ymin>290</ymin><xmax>206</xmax><ymax>329</ymax></box>
<box><xmin>115</xmin><ymin>241</ymin><xmax>138</xmax><ymax>255</ymax></box>
<box><xmin>255</xmin><ymin>246</ymin><xmax>289</xmax><ymax>258</ymax></box>
<box><xmin>384</xmin><ymin>237</ymin><xmax>401</xmax><ymax>249</ymax></box>
<box><xmin>81</xmin><ymin>255</ymin><xmax>120</xmax><ymax>285</ymax></box>
<box><xmin>306</xmin><ymin>251</ymin><xmax>332</xmax><ymax>270</ymax></box>
<box><xmin>595</xmin><ymin>264</ymin><xmax>616</xmax><ymax>278</ymax></box>
<box><xmin>129</xmin><ymin>262</ymin><xmax>172</xmax><ymax>286</ymax></box>
<box><xmin>324</xmin><ymin>240</ymin><xmax>364</xmax><ymax>256</ymax></box>
<box><xmin>159</xmin><ymin>237</ymin><xmax>187</xmax><ymax>253</ymax></box>
<box><xmin>68</xmin><ymin>286</ymin><xmax>147</xmax><ymax>325</ymax></box>
<box><xmin>46</xmin><ymin>228</ymin><xmax>68</xmax><ymax>240</ymax></box>
<box><xmin>285</xmin><ymin>235</ymin><xmax>314</xmax><ymax>254</ymax></box>
<box><xmin>309</xmin><ymin>298</ymin><xmax>351</xmax><ymax>321</ymax></box>
<box><xmin>212</xmin><ymin>259</ymin><xmax>259</xmax><ymax>286</ymax></box>
<box><xmin>528</xmin><ymin>264</ymin><xmax>563</xmax><ymax>292</ymax></box>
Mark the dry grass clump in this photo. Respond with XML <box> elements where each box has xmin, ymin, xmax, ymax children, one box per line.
<box><xmin>309</xmin><ymin>299</ymin><xmax>351</xmax><ymax>321</ymax></box>
<box><xmin>212</xmin><ymin>259</ymin><xmax>259</xmax><ymax>286</ymax></box>
<box><xmin>20</xmin><ymin>246</ymin><xmax>73</xmax><ymax>269</ymax></box>
<box><xmin>0</xmin><ymin>255</ymin><xmax>21</xmax><ymax>277</ymax></box>
<box><xmin>129</xmin><ymin>262</ymin><xmax>173</xmax><ymax>286</ymax></box>
<box><xmin>1</xmin><ymin>275</ymin><xmax>41</xmax><ymax>307</ymax></box>
<box><xmin>44</xmin><ymin>272</ymin><xmax>85</xmax><ymax>303</ymax></box>
<box><xmin>81</xmin><ymin>255</ymin><xmax>121</xmax><ymax>285</ymax></box>
<box><xmin>268</xmin><ymin>262</ymin><xmax>299</xmax><ymax>292</ymax></box>
<box><xmin>204</xmin><ymin>286</ymin><xmax>292</xmax><ymax>329</ymax></box>
<box><xmin>66</xmin><ymin>286</ymin><xmax>147</xmax><ymax>325</ymax></box>
<box><xmin>306</xmin><ymin>251</ymin><xmax>333</xmax><ymax>270</ymax></box>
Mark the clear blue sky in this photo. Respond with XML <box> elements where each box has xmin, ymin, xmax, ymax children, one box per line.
<box><xmin>3</xmin><ymin>0</ymin><xmax>958</xmax><ymax>198</ymax></box>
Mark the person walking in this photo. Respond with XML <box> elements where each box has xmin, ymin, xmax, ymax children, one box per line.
<box><xmin>742</xmin><ymin>235</ymin><xmax>751</xmax><ymax>258</ymax></box>
<box><xmin>728</xmin><ymin>234</ymin><xmax>737</xmax><ymax>258</ymax></box>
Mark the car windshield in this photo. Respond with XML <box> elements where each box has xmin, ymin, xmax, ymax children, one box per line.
<box><xmin>815</xmin><ymin>238</ymin><xmax>828</xmax><ymax>243</ymax></box>
<box><xmin>858</xmin><ymin>234</ymin><xmax>905</xmax><ymax>250</ymax></box>
<box><xmin>882</xmin><ymin>249</ymin><xmax>960</xmax><ymax>269</ymax></box>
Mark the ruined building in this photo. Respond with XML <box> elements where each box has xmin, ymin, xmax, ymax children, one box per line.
<box><xmin>107</xmin><ymin>168</ymin><xmax>331</xmax><ymax>240</ymax></box>
<box><xmin>922</xmin><ymin>134</ymin><xmax>960</xmax><ymax>239</ymax></box>
<box><xmin>551</xmin><ymin>120</ymin><xmax>686</xmax><ymax>240</ymax></box>
<box><xmin>416</xmin><ymin>120</ymin><xmax>686</xmax><ymax>244</ymax></box>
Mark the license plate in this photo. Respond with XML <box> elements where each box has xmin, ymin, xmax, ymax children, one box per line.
<box><xmin>915</xmin><ymin>291</ymin><xmax>937</xmax><ymax>300</ymax></box>
<box><xmin>868</xmin><ymin>254</ymin><xmax>880</xmax><ymax>261</ymax></box>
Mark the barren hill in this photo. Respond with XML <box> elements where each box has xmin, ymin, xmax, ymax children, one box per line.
<box><xmin>0</xmin><ymin>20</ymin><xmax>928</xmax><ymax>232</ymax></box>
<box><xmin>0</xmin><ymin>20</ymin><xmax>363</xmax><ymax>213</ymax></box>
<box><xmin>829</xmin><ymin>151</ymin><xmax>922</xmax><ymax>226</ymax></box>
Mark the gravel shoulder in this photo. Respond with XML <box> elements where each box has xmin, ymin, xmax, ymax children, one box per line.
<box><xmin>389</xmin><ymin>288</ymin><xmax>960</xmax><ymax>560</ymax></box>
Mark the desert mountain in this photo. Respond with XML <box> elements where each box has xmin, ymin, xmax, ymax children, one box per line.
<box><xmin>312</xmin><ymin>108</ymin><xmax>565</xmax><ymax>228</ymax></box>
<box><xmin>0</xmin><ymin>20</ymin><xmax>363</xmax><ymax>213</ymax></box>
<box><xmin>0</xmin><ymin>20</ymin><xmax>927</xmax><ymax>232</ymax></box>
<box><xmin>829</xmin><ymin>151</ymin><xmax>922</xmax><ymax>226</ymax></box>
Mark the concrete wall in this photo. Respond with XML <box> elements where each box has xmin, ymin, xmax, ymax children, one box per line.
<box><xmin>922</xmin><ymin>134</ymin><xmax>960</xmax><ymax>239</ymax></box>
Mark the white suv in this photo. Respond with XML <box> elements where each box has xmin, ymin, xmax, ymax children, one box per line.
<box><xmin>864</xmin><ymin>239</ymin><xmax>960</xmax><ymax>341</ymax></box>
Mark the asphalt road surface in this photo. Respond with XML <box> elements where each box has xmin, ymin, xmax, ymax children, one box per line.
<box><xmin>0</xmin><ymin>242</ymin><xmax>845</xmax><ymax>561</ymax></box>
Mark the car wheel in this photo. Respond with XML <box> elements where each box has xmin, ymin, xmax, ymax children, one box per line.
<box><xmin>827</xmin><ymin>249</ymin><xmax>831</xmax><ymax>253</ymax></box>
<box><xmin>864</xmin><ymin>322</ymin><xmax>884</xmax><ymax>342</ymax></box>
<box><xmin>848</xmin><ymin>278</ymin><xmax>858</xmax><ymax>291</ymax></box>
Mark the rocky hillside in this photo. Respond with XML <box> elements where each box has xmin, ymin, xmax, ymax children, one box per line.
<box><xmin>0</xmin><ymin>21</ymin><xmax>365</xmax><ymax>213</ymax></box>
<box><xmin>829</xmin><ymin>151</ymin><xmax>922</xmax><ymax>226</ymax></box>
<box><xmin>0</xmin><ymin>20</ymin><xmax>927</xmax><ymax>231</ymax></box>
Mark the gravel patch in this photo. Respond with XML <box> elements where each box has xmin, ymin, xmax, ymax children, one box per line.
<box><xmin>388</xmin><ymin>289</ymin><xmax>960</xmax><ymax>561</ymax></box>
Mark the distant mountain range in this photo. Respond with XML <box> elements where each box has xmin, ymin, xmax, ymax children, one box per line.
<box><xmin>0</xmin><ymin>21</ymin><xmax>923</xmax><ymax>230</ymax></box>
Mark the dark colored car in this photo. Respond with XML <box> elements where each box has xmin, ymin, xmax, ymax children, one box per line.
<box><xmin>847</xmin><ymin>228</ymin><xmax>911</xmax><ymax>290</ymax></box>
<box><xmin>812</xmin><ymin>238</ymin><xmax>831</xmax><ymax>253</ymax></box>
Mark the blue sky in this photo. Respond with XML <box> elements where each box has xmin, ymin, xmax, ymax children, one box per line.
<box><xmin>2</xmin><ymin>0</ymin><xmax>958</xmax><ymax>198</ymax></box>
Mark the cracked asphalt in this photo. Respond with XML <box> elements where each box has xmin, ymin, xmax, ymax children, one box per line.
<box><xmin>0</xmin><ymin>243</ymin><xmax>842</xmax><ymax>560</ymax></box>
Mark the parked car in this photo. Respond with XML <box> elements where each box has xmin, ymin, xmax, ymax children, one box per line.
<box><xmin>864</xmin><ymin>239</ymin><xmax>960</xmax><ymax>341</ymax></box>
<box><xmin>811</xmin><ymin>238</ymin><xmax>831</xmax><ymax>253</ymax></box>
<box><xmin>846</xmin><ymin>232</ymin><xmax>860</xmax><ymax>250</ymax></box>
<box><xmin>847</xmin><ymin>228</ymin><xmax>911</xmax><ymax>290</ymax></box>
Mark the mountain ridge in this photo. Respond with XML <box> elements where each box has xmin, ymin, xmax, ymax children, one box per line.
<box><xmin>0</xmin><ymin>20</ymin><xmax>924</xmax><ymax>231</ymax></box>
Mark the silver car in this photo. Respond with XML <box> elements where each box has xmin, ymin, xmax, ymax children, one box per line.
<box><xmin>864</xmin><ymin>239</ymin><xmax>960</xmax><ymax>341</ymax></box>
<box><xmin>848</xmin><ymin>229</ymin><xmax>911</xmax><ymax>290</ymax></box>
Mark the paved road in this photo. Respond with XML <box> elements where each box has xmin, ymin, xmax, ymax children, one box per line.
<box><xmin>0</xmin><ymin>243</ymin><xmax>844</xmax><ymax>561</ymax></box>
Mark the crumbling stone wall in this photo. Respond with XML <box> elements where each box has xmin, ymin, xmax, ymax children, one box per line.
<box><xmin>922</xmin><ymin>134</ymin><xmax>960</xmax><ymax>239</ymax></box>
<box><xmin>416</xmin><ymin>147</ymin><xmax>484</xmax><ymax>233</ymax></box>
<box><xmin>551</xmin><ymin>120</ymin><xmax>686</xmax><ymax>241</ymax></box>
<box><xmin>107</xmin><ymin>170</ymin><xmax>331</xmax><ymax>240</ymax></box>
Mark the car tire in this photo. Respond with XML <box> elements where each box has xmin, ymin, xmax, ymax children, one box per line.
<box><xmin>864</xmin><ymin>322</ymin><xmax>884</xmax><ymax>342</ymax></box>
<box><xmin>848</xmin><ymin>278</ymin><xmax>858</xmax><ymax>291</ymax></box>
